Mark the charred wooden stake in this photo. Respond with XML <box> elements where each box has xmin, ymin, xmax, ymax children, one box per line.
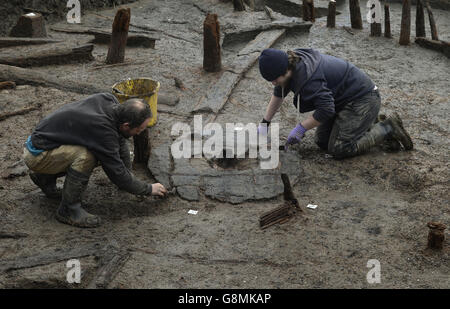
<box><xmin>349</xmin><ymin>0</ymin><xmax>363</xmax><ymax>29</ymax></box>
<box><xmin>370</xmin><ymin>21</ymin><xmax>382</xmax><ymax>37</ymax></box>
<box><xmin>233</xmin><ymin>0</ymin><xmax>246</xmax><ymax>11</ymax></box>
<box><xmin>106</xmin><ymin>8</ymin><xmax>131</xmax><ymax>64</ymax></box>
<box><xmin>384</xmin><ymin>4</ymin><xmax>392</xmax><ymax>38</ymax></box>
<box><xmin>303</xmin><ymin>0</ymin><xmax>315</xmax><ymax>22</ymax></box>
<box><xmin>399</xmin><ymin>0</ymin><xmax>411</xmax><ymax>45</ymax></box>
<box><xmin>416</xmin><ymin>0</ymin><xmax>426</xmax><ymax>38</ymax></box>
<box><xmin>259</xmin><ymin>174</ymin><xmax>301</xmax><ymax>229</ymax></box>
<box><xmin>9</xmin><ymin>13</ymin><xmax>47</xmax><ymax>38</ymax></box>
<box><xmin>425</xmin><ymin>1</ymin><xmax>439</xmax><ymax>41</ymax></box>
<box><xmin>203</xmin><ymin>13</ymin><xmax>222</xmax><ymax>73</ymax></box>
<box><xmin>281</xmin><ymin>173</ymin><xmax>300</xmax><ymax>210</ymax></box>
<box><xmin>0</xmin><ymin>81</ymin><xmax>16</xmax><ymax>90</ymax></box>
<box><xmin>427</xmin><ymin>222</ymin><xmax>446</xmax><ymax>250</ymax></box>
<box><xmin>133</xmin><ymin>128</ymin><xmax>151</xmax><ymax>164</ymax></box>
<box><xmin>327</xmin><ymin>0</ymin><xmax>336</xmax><ymax>28</ymax></box>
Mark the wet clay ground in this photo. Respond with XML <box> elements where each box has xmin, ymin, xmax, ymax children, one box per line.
<box><xmin>0</xmin><ymin>0</ymin><xmax>449</xmax><ymax>288</ymax></box>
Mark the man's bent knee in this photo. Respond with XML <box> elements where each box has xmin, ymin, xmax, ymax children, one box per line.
<box><xmin>71</xmin><ymin>146</ymin><xmax>97</xmax><ymax>174</ymax></box>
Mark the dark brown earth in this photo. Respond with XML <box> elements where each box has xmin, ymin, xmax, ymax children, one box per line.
<box><xmin>0</xmin><ymin>0</ymin><xmax>449</xmax><ymax>288</ymax></box>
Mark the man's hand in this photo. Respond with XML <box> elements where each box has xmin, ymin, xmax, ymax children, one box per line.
<box><xmin>151</xmin><ymin>183</ymin><xmax>167</xmax><ymax>196</ymax></box>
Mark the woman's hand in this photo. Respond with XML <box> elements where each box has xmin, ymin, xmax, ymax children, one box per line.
<box><xmin>286</xmin><ymin>123</ymin><xmax>307</xmax><ymax>146</ymax></box>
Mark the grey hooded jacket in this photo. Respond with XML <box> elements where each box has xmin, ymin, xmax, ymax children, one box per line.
<box><xmin>274</xmin><ymin>48</ymin><xmax>375</xmax><ymax>123</ymax></box>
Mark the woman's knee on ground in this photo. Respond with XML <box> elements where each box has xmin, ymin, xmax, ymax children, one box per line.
<box><xmin>328</xmin><ymin>140</ymin><xmax>358</xmax><ymax>160</ymax></box>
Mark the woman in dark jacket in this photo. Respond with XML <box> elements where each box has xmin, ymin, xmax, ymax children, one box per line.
<box><xmin>257</xmin><ymin>48</ymin><xmax>413</xmax><ymax>159</ymax></box>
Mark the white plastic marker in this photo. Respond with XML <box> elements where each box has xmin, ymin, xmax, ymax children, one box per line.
<box><xmin>307</xmin><ymin>204</ymin><xmax>318</xmax><ymax>209</ymax></box>
<box><xmin>188</xmin><ymin>210</ymin><xmax>198</xmax><ymax>215</ymax></box>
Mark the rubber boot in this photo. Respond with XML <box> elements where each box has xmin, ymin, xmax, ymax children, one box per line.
<box><xmin>384</xmin><ymin>113</ymin><xmax>414</xmax><ymax>150</ymax></box>
<box><xmin>55</xmin><ymin>168</ymin><xmax>101</xmax><ymax>228</ymax></box>
<box><xmin>375</xmin><ymin>114</ymin><xmax>401</xmax><ymax>152</ymax></box>
<box><xmin>356</xmin><ymin>122</ymin><xmax>391</xmax><ymax>154</ymax></box>
<box><xmin>29</xmin><ymin>172</ymin><xmax>61</xmax><ymax>199</ymax></box>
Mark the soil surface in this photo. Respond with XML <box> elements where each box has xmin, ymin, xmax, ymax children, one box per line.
<box><xmin>0</xmin><ymin>0</ymin><xmax>449</xmax><ymax>288</ymax></box>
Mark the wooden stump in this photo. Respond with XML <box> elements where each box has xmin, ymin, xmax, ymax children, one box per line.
<box><xmin>233</xmin><ymin>0</ymin><xmax>246</xmax><ymax>11</ymax></box>
<box><xmin>349</xmin><ymin>0</ymin><xmax>363</xmax><ymax>29</ymax></box>
<box><xmin>133</xmin><ymin>128</ymin><xmax>151</xmax><ymax>164</ymax></box>
<box><xmin>203</xmin><ymin>13</ymin><xmax>222</xmax><ymax>73</ymax></box>
<box><xmin>302</xmin><ymin>0</ymin><xmax>315</xmax><ymax>22</ymax></box>
<box><xmin>416</xmin><ymin>0</ymin><xmax>426</xmax><ymax>37</ymax></box>
<box><xmin>371</xmin><ymin>23</ymin><xmax>382</xmax><ymax>37</ymax></box>
<box><xmin>0</xmin><ymin>81</ymin><xmax>16</xmax><ymax>90</ymax></box>
<box><xmin>384</xmin><ymin>4</ymin><xmax>392</xmax><ymax>38</ymax></box>
<box><xmin>106</xmin><ymin>8</ymin><xmax>131</xmax><ymax>65</ymax></box>
<box><xmin>9</xmin><ymin>13</ymin><xmax>47</xmax><ymax>38</ymax></box>
<box><xmin>427</xmin><ymin>222</ymin><xmax>446</xmax><ymax>250</ymax></box>
<box><xmin>425</xmin><ymin>1</ymin><xmax>439</xmax><ymax>41</ymax></box>
<box><xmin>327</xmin><ymin>0</ymin><xmax>336</xmax><ymax>28</ymax></box>
<box><xmin>399</xmin><ymin>0</ymin><xmax>411</xmax><ymax>45</ymax></box>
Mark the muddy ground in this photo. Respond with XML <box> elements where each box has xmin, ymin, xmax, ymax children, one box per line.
<box><xmin>0</xmin><ymin>0</ymin><xmax>449</xmax><ymax>288</ymax></box>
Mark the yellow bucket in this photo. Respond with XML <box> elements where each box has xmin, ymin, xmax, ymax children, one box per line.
<box><xmin>112</xmin><ymin>78</ymin><xmax>160</xmax><ymax>127</ymax></box>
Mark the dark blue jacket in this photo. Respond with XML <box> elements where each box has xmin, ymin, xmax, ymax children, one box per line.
<box><xmin>274</xmin><ymin>48</ymin><xmax>375</xmax><ymax>123</ymax></box>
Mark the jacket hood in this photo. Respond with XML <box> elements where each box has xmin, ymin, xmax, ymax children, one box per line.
<box><xmin>290</xmin><ymin>48</ymin><xmax>322</xmax><ymax>95</ymax></box>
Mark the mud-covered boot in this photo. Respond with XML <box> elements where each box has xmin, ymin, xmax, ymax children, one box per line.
<box><xmin>356</xmin><ymin>122</ymin><xmax>392</xmax><ymax>154</ymax></box>
<box><xmin>384</xmin><ymin>113</ymin><xmax>414</xmax><ymax>150</ymax></box>
<box><xmin>56</xmin><ymin>168</ymin><xmax>101</xmax><ymax>228</ymax></box>
<box><xmin>375</xmin><ymin>114</ymin><xmax>401</xmax><ymax>152</ymax></box>
<box><xmin>29</xmin><ymin>172</ymin><xmax>61</xmax><ymax>199</ymax></box>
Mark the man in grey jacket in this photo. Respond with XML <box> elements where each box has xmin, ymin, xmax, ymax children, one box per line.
<box><xmin>23</xmin><ymin>93</ymin><xmax>167</xmax><ymax>228</ymax></box>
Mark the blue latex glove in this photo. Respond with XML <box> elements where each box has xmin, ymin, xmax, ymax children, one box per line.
<box><xmin>286</xmin><ymin>123</ymin><xmax>307</xmax><ymax>148</ymax></box>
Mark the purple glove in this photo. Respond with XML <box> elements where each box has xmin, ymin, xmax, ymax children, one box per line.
<box><xmin>257</xmin><ymin>123</ymin><xmax>268</xmax><ymax>136</ymax></box>
<box><xmin>257</xmin><ymin>119</ymin><xmax>270</xmax><ymax>136</ymax></box>
<box><xmin>286</xmin><ymin>123</ymin><xmax>307</xmax><ymax>147</ymax></box>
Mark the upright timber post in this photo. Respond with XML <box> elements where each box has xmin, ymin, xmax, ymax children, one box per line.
<box><xmin>303</xmin><ymin>0</ymin><xmax>315</xmax><ymax>22</ymax></box>
<box><xmin>327</xmin><ymin>0</ymin><xmax>336</xmax><ymax>28</ymax></box>
<box><xmin>349</xmin><ymin>0</ymin><xmax>363</xmax><ymax>29</ymax></box>
<box><xmin>399</xmin><ymin>0</ymin><xmax>411</xmax><ymax>45</ymax></box>
<box><xmin>106</xmin><ymin>8</ymin><xmax>131</xmax><ymax>64</ymax></box>
<box><xmin>425</xmin><ymin>1</ymin><xmax>439</xmax><ymax>40</ymax></box>
<box><xmin>133</xmin><ymin>128</ymin><xmax>151</xmax><ymax>164</ymax></box>
<box><xmin>416</xmin><ymin>0</ymin><xmax>426</xmax><ymax>38</ymax></box>
<box><xmin>203</xmin><ymin>13</ymin><xmax>222</xmax><ymax>72</ymax></box>
<box><xmin>233</xmin><ymin>0</ymin><xmax>245</xmax><ymax>11</ymax></box>
<box><xmin>9</xmin><ymin>13</ymin><xmax>47</xmax><ymax>38</ymax></box>
<box><xmin>384</xmin><ymin>4</ymin><xmax>392</xmax><ymax>38</ymax></box>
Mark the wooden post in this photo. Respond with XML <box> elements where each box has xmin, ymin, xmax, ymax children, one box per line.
<box><xmin>233</xmin><ymin>0</ymin><xmax>245</xmax><ymax>11</ymax></box>
<box><xmin>416</xmin><ymin>0</ymin><xmax>426</xmax><ymax>37</ymax></box>
<box><xmin>425</xmin><ymin>1</ymin><xmax>439</xmax><ymax>41</ymax></box>
<box><xmin>106</xmin><ymin>8</ymin><xmax>131</xmax><ymax>64</ymax></box>
<box><xmin>303</xmin><ymin>0</ymin><xmax>315</xmax><ymax>22</ymax></box>
<box><xmin>9</xmin><ymin>13</ymin><xmax>47</xmax><ymax>38</ymax></box>
<box><xmin>399</xmin><ymin>0</ymin><xmax>411</xmax><ymax>45</ymax></box>
<box><xmin>371</xmin><ymin>23</ymin><xmax>382</xmax><ymax>37</ymax></box>
<box><xmin>203</xmin><ymin>13</ymin><xmax>222</xmax><ymax>73</ymax></box>
<box><xmin>384</xmin><ymin>4</ymin><xmax>392</xmax><ymax>38</ymax></box>
<box><xmin>327</xmin><ymin>0</ymin><xmax>336</xmax><ymax>28</ymax></box>
<box><xmin>349</xmin><ymin>0</ymin><xmax>363</xmax><ymax>29</ymax></box>
<box><xmin>427</xmin><ymin>222</ymin><xmax>446</xmax><ymax>250</ymax></box>
<box><xmin>133</xmin><ymin>128</ymin><xmax>151</xmax><ymax>164</ymax></box>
